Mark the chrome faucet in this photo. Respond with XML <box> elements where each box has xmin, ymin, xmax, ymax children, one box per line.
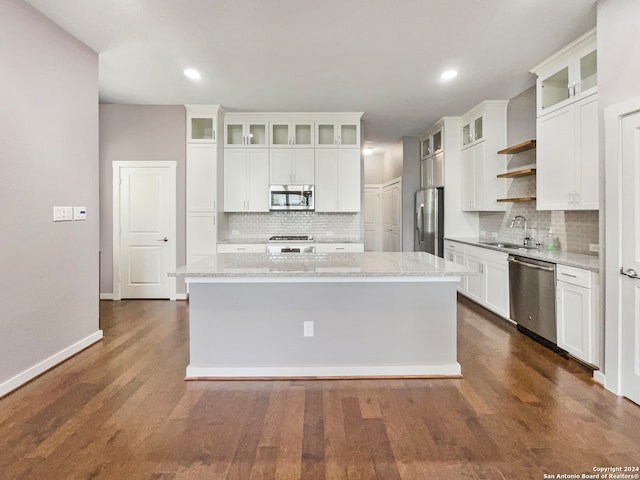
<box><xmin>510</xmin><ymin>215</ymin><xmax>528</xmax><ymax>245</ymax></box>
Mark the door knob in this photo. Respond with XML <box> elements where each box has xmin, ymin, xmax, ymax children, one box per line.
<box><xmin>621</xmin><ymin>267</ymin><xmax>639</xmax><ymax>279</ymax></box>
<box><xmin>157</xmin><ymin>237</ymin><xmax>168</xmax><ymax>242</ymax></box>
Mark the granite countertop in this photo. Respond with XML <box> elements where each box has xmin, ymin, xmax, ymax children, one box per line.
<box><xmin>445</xmin><ymin>237</ymin><xmax>600</xmax><ymax>272</ymax></box>
<box><xmin>170</xmin><ymin>251</ymin><xmax>474</xmax><ymax>278</ymax></box>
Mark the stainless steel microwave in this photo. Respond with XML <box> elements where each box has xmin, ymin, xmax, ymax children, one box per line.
<box><xmin>269</xmin><ymin>185</ymin><xmax>314</xmax><ymax>211</ymax></box>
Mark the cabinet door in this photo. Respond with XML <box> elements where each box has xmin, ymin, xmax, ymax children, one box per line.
<box><xmin>187</xmin><ymin>144</ymin><xmax>216</xmax><ymax>211</ymax></box>
<box><xmin>224</xmin><ymin>150</ymin><xmax>248</xmax><ymax>211</ymax></box>
<box><xmin>537</xmin><ymin>107</ymin><xmax>575</xmax><ymax>210</ymax></box>
<box><xmin>431</xmin><ymin>152</ymin><xmax>444</xmax><ymax>187</ymax></box>
<box><xmin>225</xmin><ymin>122</ymin><xmax>245</xmax><ymax>147</ymax></box>
<box><xmin>337</xmin><ymin>149</ymin><xmax>361</xmax><ymax>211</ymax></box>
<box><xmin>557</xmin><ymin>281</ymin><xmax>592</xmax><ymax>362</ymax></box>
<box><xmin>187</xmin><ymin>213</ymin><xmax>217</xmax><ymax>263</ymax></box>
<box><xmin>538</xmin><ymin>63</ymin><xmax>571</xmax><ymax>116</ymax></box>
<box><xmin>292</xmin><ymin>122</ymin><xmax>314</xmax><ymax>147</ymax></box>
<box><xmin>339</xmin><ymin>123</ymin><xmax>359</xmax><ymax>147</ymax></box>
<box><xmin>316</xmin><ymin>123</ymin><xmax>337</xmax><ymax>147</ymax></box>
<box><xmin>315</xmin><ymin>149</ymin><xmax>338</xmax><ymax>211</ymax></box>
<box><xmin>421</xmin><ymin>158</ymin><xmax>431</xmax><ymax>188</ymax></box>
<box><xmin>247</xmin><ymin>122</ymin><xmax>268</xmax><ymax>147</ymax></box>
<box><xmin>484</xmin><ymin>260</ymin><xmax>509</xmax><ymax>318</ymax></box>
<box><xmin>576</xmin><ymin>95</ymin><xmax>599</xmax><ymax>209</ymax></box>
<box><xmin>270</xmin><ymin>149</ymin><xmax>293</xmax><ymax>184</ymax></box>
<box><xmin>578</xmin><ymin>49</ymin><xmax>597</xmax><ymax>98</ymax></box>
<box><xmin>188</xmin><ymin>115</ymin><xmax>215</xmax><ymax>143</ymax></box>
<box><xmin>292</xmin><ymin>149</ymin><xmax>315</xmax><ymax>184</ymax></box>
<box><xmin>444</xmin><ymin>249</ymin><xmax>465</xmax><ymax>293</ymax></box>
<box><xmin>271</xmin><ymin>122</ymin><xmax>291</xmax><ymax>147</ymax></box>
<box><xmin>472</xmin><ymin>143</ymin><xmax>486</xmax><ymax>210</ymax></box>
<box><xmin>421</xmin><ymin>137</ymin><xmax>431</xmax><ymax>159</ymax></box>
<box><xmin>246</xmin><ymin>149</ymin><xmax>269</xmax><ymax>211</ymax></box>
<box><xmin>460</xmin><ymin>147</ymin><xmax>475</xmax><ymax>211</ymax></box>
<box><xmin>465</xmin><ymin>256</ymin><xmax>484</xmax><ymax>303</ymax></box>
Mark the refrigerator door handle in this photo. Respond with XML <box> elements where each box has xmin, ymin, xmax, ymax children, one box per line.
<box><xmin>415</xmin><ymin>203</ymin><xmax>424</xmax><ymax>245</ymax></box>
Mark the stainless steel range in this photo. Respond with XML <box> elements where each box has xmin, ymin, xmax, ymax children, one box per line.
<box><xmin>267</xmin><ymin>235</ymin><xmax>315</xmax><ymax>253</ymax></box>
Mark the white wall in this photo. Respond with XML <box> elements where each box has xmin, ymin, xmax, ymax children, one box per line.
<box><xmin>598</xmin><ymin>0</ymin><xmax>640</xmax><ymax>390</ymax></box>
<box><xmin>364</xmin><ymin>153</ymin><xmax>384</xmax><ymax>184</ymax></box>
<box><xmin>0</xmin><ymin>0</ymin><xmax>100</xmax><ymax>396</ymax></box>
<box><xmin>99</xmin><ymin>105</ymin><xmax>187</xmax><ymax>295</ymax></box>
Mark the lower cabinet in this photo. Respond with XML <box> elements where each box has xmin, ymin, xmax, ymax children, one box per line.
<box><xmin>444</xmin><ymin>241</ymin><xmax>509</xmax><ymax>319</ymax></box>
<box><xmin>556</xmin><ymin>265</ymin><xmax>599</xmax><ymax>366</ymax></box>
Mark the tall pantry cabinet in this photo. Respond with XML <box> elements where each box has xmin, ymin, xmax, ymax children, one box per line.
<box><xmin>531</xmin><ymin>28</ymin><xmax>598</xmax><ymax>210</ymax></box>
<box><xmin>185</xmin><ymin>105</ymin><xmax>225</xmax><ymax>264</ymax></box>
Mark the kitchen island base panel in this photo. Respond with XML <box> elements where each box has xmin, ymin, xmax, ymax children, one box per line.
<box><xmin>186</xmin><ymin>279</ymin><xmax>460</xmax><ymax>379</ymax></box>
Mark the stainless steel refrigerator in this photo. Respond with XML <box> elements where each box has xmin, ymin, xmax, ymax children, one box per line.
<box><xmin>415</xmin><ymin>187</ymin><xmax>444</xmax><ymax>257</ymax></box>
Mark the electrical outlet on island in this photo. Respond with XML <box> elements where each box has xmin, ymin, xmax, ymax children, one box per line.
<box><xmin>589</xmin><ymin>243</ymin><xmax>599</xmax><ymax>253</ymax></box>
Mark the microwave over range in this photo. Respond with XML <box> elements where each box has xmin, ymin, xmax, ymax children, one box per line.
<box><xmin>269</xmin><ymin>185</ymin><xmax>314</xmax><ymax>211</ymax></box>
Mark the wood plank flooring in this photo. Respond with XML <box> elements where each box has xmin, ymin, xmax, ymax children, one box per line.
<box><xmin>1</xmin><ymin>296</ymin><xmax>639</xmax><ymax>479</ymax></box>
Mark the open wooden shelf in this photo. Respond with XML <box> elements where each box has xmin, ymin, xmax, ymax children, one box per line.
<box><xmin>497</xmin><ymin>168</ymin><xmax>536</xmax><ymax>178</ymax></box>
<box><xmin>497</xmin><ymin>139</ymin><xmax>536</xmax><ymax>155</ymax></box>
<box><xmin>497</xmin><ymin>197</ymin><xmax>537</xmax><ymax>203</ymax></box>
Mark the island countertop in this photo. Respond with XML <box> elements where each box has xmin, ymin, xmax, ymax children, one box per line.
<box><xmin>170</xmin><ymin>251</ymin><xmax>474</xmax><ymax>279</ymax></box>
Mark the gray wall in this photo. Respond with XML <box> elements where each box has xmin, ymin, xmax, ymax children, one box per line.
<box><xmin>0</xmin><ymin>0</ymin><xmax>99</xmax><ymax>390</ymax></box>
<box><xmin>99</xmin><ymin>105</ymin><xmax>187</xmax><ymax>295</ymax></box>
<box><xmin>401</xmin><ymin>137</ymin><xmax>421</xmax><ymax>252</ymax></box>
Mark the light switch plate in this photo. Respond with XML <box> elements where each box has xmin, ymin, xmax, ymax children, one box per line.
<box><xmin>303</xmin><ymin>321</ymin><xmax>314</xmax><ymax>337</ymax></box>
<box><xmin>589</xmin><ymin>243</ymin><xmax>599</xmax><ymax>253</ymax></box>
<box><xmin>53</xmin><ymin>206</ymin><xmax>73</xmax><ymax>222</ymax></box>
<box><xmin>73</xmin><ymin>206</ymin><xmax>86</xmax><ymax>221</ymax></box>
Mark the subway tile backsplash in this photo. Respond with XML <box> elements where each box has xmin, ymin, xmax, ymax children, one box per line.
<box><xmin>479</xmin><ymin>201</ymin><xmax>599</xmax><ymax>255</ymax></box>
<box><xmin>226</xmin><ymin>212</ymin><xmax>362</xmax><ymax>241</ymax></box>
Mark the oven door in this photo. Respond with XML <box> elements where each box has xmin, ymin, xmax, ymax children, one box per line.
<box><xmin>269</xmin><ymin>185</ymin><xmax>314</xmax><ymax>211</ymax></box>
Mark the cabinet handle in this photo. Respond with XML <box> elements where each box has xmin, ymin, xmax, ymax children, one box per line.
<box><xmin>569</xmin><ymin>193</ymin><xmax>574</xmax><ymax>206</ymax></box>
<box><xmin>561</xmin><ymin>272</ymin><xmax>577</xmax><ymax>278</ymax></box>
<box><xmin>575</xmin><ymin>192</ymin><xmax>580</xmax><ymax>205</ymax></box>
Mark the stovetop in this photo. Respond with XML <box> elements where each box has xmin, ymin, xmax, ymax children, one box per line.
<box><xmin>268</xmin><ymin>235</ymin><xmax>314</xmax><ymax>243</ymax></box>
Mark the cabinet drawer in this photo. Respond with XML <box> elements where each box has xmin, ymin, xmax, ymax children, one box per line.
<box><xmin>557</xmin><ymin>265</ymin><xmax>591</xmax><ymax>288</ymax></box>
<box><xmin>315</xmin><ymin>243</ymin><xmax>364</xmax><ymax>253</ymax></box>
<box><xmin>444</xmin><ymin>241</ymin><xmax>464</xmax><ymax>253</ymax></box>
<box><xmin>217</xmin><ymin>244</ymin><xmax>266</xmax><ymax>253</ymax></box>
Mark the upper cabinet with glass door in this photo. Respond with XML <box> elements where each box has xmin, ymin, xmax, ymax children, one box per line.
<box><xmin>531</xmin><ymin>28</ymin><xmax>596</xmax><ymax>118</ymax></box>
<box><xmin>224</xmin><ymin>115</ymin><xmax>269</xmax><ymax>148</ymax></box>
<box><xmin>461</xmin><ymin>111</ymin><xmax>484</xmax><ymax>148</ymax></box>
<box><xmin>315</xmin><ymin>115</ymin><xmax>362</xmax><ymax>148</ymax></box>
<box><xmin>270</xmin><ymin>117</ymin><xmax>314</xmax><ymax>148</ymax></box>
<box><xmin>420</xmin><ymin>122</ymin><xmax>443</xmax><ymax>159</ymax></box>
<box><xmin>187</xmin><ymin>105</ymin><xmax>224</xmax><ymax>143</ymax></box>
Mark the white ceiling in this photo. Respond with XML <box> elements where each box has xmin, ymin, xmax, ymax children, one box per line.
<box><xmin>25</xmin><ymin>0</ymin><xmax>597</xmax><ymax>149</ymax></box>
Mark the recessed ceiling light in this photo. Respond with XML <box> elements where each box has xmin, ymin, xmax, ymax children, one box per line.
<box><xmin>441</xmin><ymin>70</ymin><xmax>458</xmax><ymax>81</ymax></box>
<box><xmin>184</xmin><ymin>68</ymin><xmax>201</xmax><ymax>80</ymax></box>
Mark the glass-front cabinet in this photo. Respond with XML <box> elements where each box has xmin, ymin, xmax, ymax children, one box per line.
<box><xmin>532</xmin><ymin>28</ymin><xmax>597</xmax><ymax>117</ymax></box>
<box><xmin>316</xmin><ymin>119</ymin><xmax>360</xmax><ymax>148</ymax></box>
<box><xmin>187</xmin><ymin>106</ymin><xmax>218</xmax><ymax>143</ymax></box>
<box><xmin>420</xmin><ymin>125</ymin><xmax>443</xmax><ymax>160</ymax></box>
<box><xmin>225</xmin><ymin>118</ymin><xmax>268</xmax><ymax>148</ymax></box>
<box><xmin>462</xmin><ymin>113</ymin><xmax>484</xmax><ymax>147</ymax></box>
<box><xmin>270</xmin><ymin>119</ymin><xmax>314</xmax><ymax>147</ymax></box>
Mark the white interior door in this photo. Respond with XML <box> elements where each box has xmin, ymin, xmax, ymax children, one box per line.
<box><xmin>364</xmin><ymin>185</ymin><xmax>382</xmax><ymax>251</ymax></box>
<box><xmin>113</xmin><ymin>162</ymin><xmax>176</xmax><ymax>300</ymax></box>
<box><xmin>620</xmin><ymin>111</ymin><xmax>640</xmax><ymax>405</ymax></box>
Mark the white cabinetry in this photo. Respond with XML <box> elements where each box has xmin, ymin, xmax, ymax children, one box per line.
<box><xmin>532</xmin><ymin>29</ymin><xmax>596</xmax><ymax>118</ymax></box>
<box><xmin>224</xmin><ymin>116</ymin><xmax>268</xmax><ymax>147</ymax></box>
<box><xmin>270</xmin><ymin>149</ymin><xmax>315</xmax><ymax>185</ymax></box>
<box><xmin>532</xmin><ymin>28</ymin><xmax>598</xmax><ymax>211</ymax></box>
<box><xmin>270</xmin><ymin>118</ymin><xmax>314</xmax><ymax>147</ymax></box>
<box><xmin>420</xmin><ymin>123</ymin><xmax>444</xmax><ymax>188</ymax></box>
<box><xmin>556</xmin><ymin>265</ymin><xmax>599</xmax><ymax>366</ymax></box>
<box><xmin>186</xmin><ymin>105</ymin><xmax>224</xmax><ymax>264</ymax></box>
<box><xmin>217</xmin><ymin>244</ymin><xmax>266</xmax><ymax>253</ymax></box>
<box><xmin>224</xmin><ymin>149</ymin><xmax>269</xmax><ymax>212</ymax></box>
<box><xmin>460</xmin><ymin>101</ymin><xmax>508</xmax><ymax>211</ymax></box>
<box><xmin>314</xmin><ymin>243</ymin><xmax>364</xmax><ymax>253</ymax></box>
<box><xmin>315</xmin><ymin>149</ymin><xmax>361</xmax><ymax>212</ymax></box>
<box><xmin>444</xmin><ymin>241</ymin><xmax>510</xmax><ymax>319</ymax></box>
<box><xmin>444</xmin><ymin>241</ymin><xmax>465</xmax><ymax>293</ymax></box>
<box><xmin>316</xmin><ymin>116</ymin><xmax>361</xmax><ymax>148</ymax></box>
<box><xmin>536</xmin><ymin>94</ymin><xmax>598</xmax><ymax>210</ymax></box>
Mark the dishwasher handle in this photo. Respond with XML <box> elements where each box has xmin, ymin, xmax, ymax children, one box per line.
<box><xmin>508</xmin><ymin>256</ymin><xmax>555</xmax><ymax>272</ymax></box>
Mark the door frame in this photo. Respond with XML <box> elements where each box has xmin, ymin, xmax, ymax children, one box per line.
<box><xmin>112</xmin><ymin>161</ymin><xmax>177</xmax><ymax>301</ymax></box>
<box><xmin>604</xmin><ymin>96</ymin><xmax>640</xmax><ymax>396</ymax></box>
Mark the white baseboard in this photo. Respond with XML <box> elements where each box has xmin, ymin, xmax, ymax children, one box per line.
<box><xmin>175</xmin><ymin>293</ymin><xmax>188</xmax><ymax>301</ymax></box>
<box><xmin>593</xmin><ymin>370</ymin><xmax>606</xmax><ymax>387</ymax></box>
<box><xmin>0</xmin><ymin>330</ymin><xmax>103</xmax><ymax>398</ymax></box>
<box><xmin>186</xmin><ymin>363</ymin><xmax>462</xmax><ymax>379</ymax></box>
<box><xmin>99</xmin><ymin>293</ymin><xmax>114</xmax><ymax>300</ymax></box>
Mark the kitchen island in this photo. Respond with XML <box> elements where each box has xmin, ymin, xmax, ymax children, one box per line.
<box><xmin>170</xmin><ymin>252</ymin><xmax>473</xmax><ymax>379</ymax></box>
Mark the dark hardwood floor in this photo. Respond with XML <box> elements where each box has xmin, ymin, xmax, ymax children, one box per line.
<box><xmin>1</xmin><ymin>296</ymin><xmax>639</xmax><ymax>479</ymax></box>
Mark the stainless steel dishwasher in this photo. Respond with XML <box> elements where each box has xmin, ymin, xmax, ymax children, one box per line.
<box><xmin>508</xmin><ymin>255</ymin><xmax>558</xmax><ymax>346</ymax></box>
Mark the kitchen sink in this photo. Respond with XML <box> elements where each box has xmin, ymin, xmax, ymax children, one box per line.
<box><xmin>479</xmin><ymin>241</ymin><xmax>540</xmax><ymax>250</ymax></box>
